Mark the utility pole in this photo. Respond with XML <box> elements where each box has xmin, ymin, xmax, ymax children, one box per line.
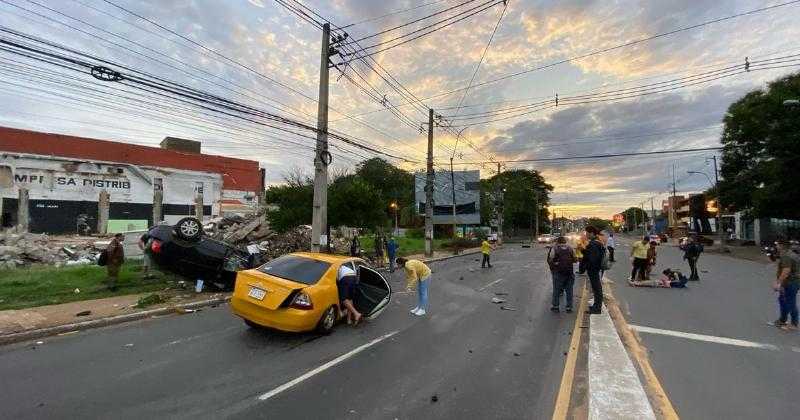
<box><xmin>496</xmin><ymin>162</ymin><xmax>503</xmax><ymax>245</ymax></box>
<box><xmin>450</xmin><ymin>157</ymin><xmax>457</xmax><ymax>239</ymax></box>
<box><xmin>640</xmin><ymin>202</ymin><xmax>647</xmax><ymax>236</ymax></box>
<box><xmin>711</xmin><ymin>155</ymin><xmax>725</xmax><ymax>249</ymax></box>
<box><xmin>311</xmin><ymin>23</ymin><xmax>331</xmax><ymax>253</ymax></box>
<box><xmin>533</xmin><ymin>190</ymin><xmax>539</xmax><ymax>239</ymax></box>
<box><xmin>425</xmin><ymin>109</ymin><xmax>434</xmax><ymax>257</ymax></box>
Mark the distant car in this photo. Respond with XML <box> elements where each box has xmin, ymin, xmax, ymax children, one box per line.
<box><xmin>537</xmin><ymin>234</ymin><xmax>555</xmax><ymax>244</ymax></box>
<box><xmin>230</xmin><ymin>253</ymin><xmax>391</xmax><ymax>334</ymax></box>
<box><xmin>147</xmin><ymin>217</ymin><xmax>254</xmax><ymax>291</ymax></box>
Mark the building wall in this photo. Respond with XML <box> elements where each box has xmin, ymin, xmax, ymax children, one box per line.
<box><xmin>1</xmin><ymin>153</ymin><xmax>222</xmax><ymax>233</ymax></box>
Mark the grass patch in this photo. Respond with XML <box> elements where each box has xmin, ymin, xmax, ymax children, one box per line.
<box><xmin>0</xmin><ymin>260</ymin><xmax>182</xmax><ymax>311</ymax></box>
<box><xmin>356</xmin><ymin>236</ymin><xmax>450</xmax><ymax>257</ymax></box>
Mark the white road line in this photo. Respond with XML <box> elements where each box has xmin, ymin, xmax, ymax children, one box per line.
<box><xmin>630</xmin><ymin>325</ymin><xmax>780</xmax><ymax>351</ymax></box>
<box><xmin>589</xmin><ymin>307</ymin><xmax>656</xmax><ymax>420</ymax></box>
<box><xmin>478</xmin><ymin>278</ymin><xmax>504</xmax><ymax>291</ymax></box>
<box><xmin>257</xmin><ymin>330</ymin><xmax>399</xmax><ymax>401</ymax></box>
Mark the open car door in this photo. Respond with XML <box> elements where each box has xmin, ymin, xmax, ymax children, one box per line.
<box><xmin>355</xmin><ymin>265</ymin><xmax>392</xmax><ymax>319</ymax></box>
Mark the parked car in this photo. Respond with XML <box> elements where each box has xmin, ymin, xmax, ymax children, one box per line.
<box><xmin>537</xmin><ymin>234</ymin><xmax>555</xmax><ymax>244</ymax></box>
<box><xmin>147</xmin><ymin>217</ymin><xmax>254</xmax><ymax>291</ymax></box>
<box><xmin>230</xmin><ymin>253</ymin><xmax>391</xmax><ymax>334</ymax></box>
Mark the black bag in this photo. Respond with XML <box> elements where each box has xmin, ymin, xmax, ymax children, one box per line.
<box><xmin>97</xmin><ymin>249</ymin><xmax>108</xmax><ymax>266</ymax></box>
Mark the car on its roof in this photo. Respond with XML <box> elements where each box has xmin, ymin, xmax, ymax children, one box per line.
<box><xmin>230</xmin><ymin>252</ymin><xmax>391</xmax><ymax>334</ymax></box>
<box><xmin>146</xmin><ymin>217</ymin><xmax>255</xmax><ymax>291</ymax></box>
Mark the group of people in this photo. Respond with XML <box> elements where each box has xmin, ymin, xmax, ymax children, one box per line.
<box><xmin>547</xmin><ymin>226</ymin><xmax>608</xmax><ymax>314</ymax></box>
<box><xmin>349</xmin><ymin>234</ymin><xmax>399</xmax><ymax>272</ymax></box>
<box><xmin>626</xmin><ymin>234</ymin><xmax>703</xmax><ymax>288</ymax></box>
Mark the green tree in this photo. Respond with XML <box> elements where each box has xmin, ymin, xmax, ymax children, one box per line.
<box><xmin>621</xmin><ymin>207</ymin><xmax>649</xmax><ymax>231</ymax></box>
<box><xmin>719</xmin><ymin>72</ymin><xmax>800</xmax><ymax>218</ymax></box>
<box><xmin>587</xmin><ymin>217</ymin><xmax>612</xmax><ymax>232</ymax></box>
<box><xmin>481</xmin><ymin>169</ymin><xmax>553</xmax><ymax>233</ymax></box>
<box><xmin>328</xmin><ymin>175</ymin><xmax>387</xmax><ymax>228</ymax></box>
<box><xmin>264</xmin><ymin>173</ymin><xmax>313</xmax><ymax>232</ymax></box>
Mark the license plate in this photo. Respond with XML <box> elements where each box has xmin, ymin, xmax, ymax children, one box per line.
<box><xmin>248</xmin><ymin>287</ymin><xmax>266</xmax><ymax>300</ymax></box>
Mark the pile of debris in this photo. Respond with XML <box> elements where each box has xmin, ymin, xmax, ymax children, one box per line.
<box><xmin>205</xmin><ymin>211</ymin><xmax>272</xmax><ymax>245</ymax></box>
<box><xmin>0</xmin><ymin>229</ymin><xmax>98</xmax><ymax>269</ymax></box>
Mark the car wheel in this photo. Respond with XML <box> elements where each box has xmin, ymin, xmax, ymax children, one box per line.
<box><xmin>174</xmin><ymin>217</ymin><xmax>203</xmax><ymax>241</ymax></box>
<box><xmin>316</xmin><ymin>306</ymin><xmax>337</xmax><ymax>335</ymax></box>
<box><xmin>244</xmin><ymin>319</ymin><xmax>262</xmax><ymax>329</ymax></box>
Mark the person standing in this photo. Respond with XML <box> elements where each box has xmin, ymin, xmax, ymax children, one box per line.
<box><xmin>481</xmin><ymin>238</ymin><xmax>495</xmax><ymax>268</ymax></box>
<box><xmin>683</xmin><ymin>235</ymin><xmax>704</xmax><ymax>281</ymax></box>
<box><xmin>106</xmin><ymin>233</ymin><xmax>125</xmax><ymax>291</ymax></box>
<box><xmin>606</xmin><ymin>232</ymin><xmax>616</xmax><ymax>262</ymax></box>
<box><xmin>137</xmin><ymin>230</ymin><xmax>154</xmax><ymax>279</ymax></box>
<box><xmin>645</xmin><ymin>241</ymin><xmax>658</xmax><ymax>279</ymax></box>
<box><xmin>630</xmin><ymin>236</ymin><xmax>650</xmax><ymax>281</ymax></box>
<box><xmin>548</xmin><ymin>236</ymin><xmax>576</xmax><ymax>313</ymax></box>
<box><xmin>349</xmin><ymin>235</ymin><xmax>360</xmax><ymax>257</ymax></box>
<box><xmin>387</xmin><ymin>236</ymin><xmax>399</xmax><ymax>273</ymax></box>
<box><xmin>374</xmin><ymin>234</ymin><xmax>385</xmax><ymax>268</ymax></box>
<box><xmin>583</xmin><ymin>227</ymin><xmax>605</xmax><ymax>314</ymax></box>
<box><xmin>396</xmin><ymin>257</ymin><xmax>431</xmax><ymax>316</ymax></box>
<box><xmin>773</xmin><ymin>240</ymin><xmax>799</xmax><ymax>330</ymax></box>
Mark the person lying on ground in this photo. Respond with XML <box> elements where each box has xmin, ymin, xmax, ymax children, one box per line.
<box><xmin>629</xmin><ymin>268</ymin><xmax>689</xmax><ymax>288</ymax></box>
<box><xmin>336</xmin><ymin>265</ymin><xmax>362</xmax><ymax>326</ymax></box>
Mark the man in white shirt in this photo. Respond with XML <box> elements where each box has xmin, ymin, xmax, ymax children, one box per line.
<box><xmin>606</xmin><ymin>231</ymin><xmax>616</xmax><ymax>262</ymax></box>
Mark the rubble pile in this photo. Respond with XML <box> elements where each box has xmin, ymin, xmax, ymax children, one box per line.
<box><xmin>0</xmin><ymin>230</ymin><xmax>98</xmax><ymax>269</ymax></box>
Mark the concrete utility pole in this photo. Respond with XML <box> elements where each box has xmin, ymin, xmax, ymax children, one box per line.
<box><xmin>311</xmin><ymin>23</ymin><xmax>331</xmax><ymax>253</ymax></box>
<box><xmin>450</xmin><ymin>157</ymin><xmax>457</xmax><ymax>238</ymax></box>
<box><xmin>98</xmin><ymin>190</ymin><xmax>110</xmax><ymax>235</ymax></box>
<box><xmin>711</xmin><ymin>155</ymin><xmax>725</xmax><ymax>249</ymax></box>
<box><xmin>152</xmin><ymin>179</ymin><xmax>163</xmax><ymax>226</ymax></box>
<box><xmin>17</xmin><ymin>188</ymin><xmax>29</xmax><ymax>233</ymax></box>
<box><xmin>496</xmin><ymin>162</ymin><xmax>503</xmax><ymax>245</ymax></box>
<box><xmin>424</xmin><ymin>109</ymin><xmax>434</xmax><ymax>257</ymax></box>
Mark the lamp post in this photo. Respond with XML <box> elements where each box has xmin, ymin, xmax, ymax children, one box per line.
<box><xmin>389</xmin><ymin>202</ymin><xmax>399</xmax><ymax>236</ymax></box>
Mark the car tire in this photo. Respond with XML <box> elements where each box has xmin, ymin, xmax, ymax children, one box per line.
<box><xmin>316</xmin><ymin>306</ymin><xmax>337</xmax><ymax>335</ymax></box>
<box><xmin>244</xmin><ymin>319</ymin><xmax>262</xmax><ymax>329</ymax></box>
<box><xmin>174</xmin><ymin>217</ymin><xmax>203</xmax><ymax>242</ymax></box>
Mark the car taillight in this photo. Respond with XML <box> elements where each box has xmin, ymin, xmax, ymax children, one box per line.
<box><xmin>150</xmin><ymin>239</ymin><xmax>162</xmax><ymax>254</ymax></box>
<box><xmin>290</xmin><ymin>292</ymin><xmax>313</xmax><ymax>310</ymax></box>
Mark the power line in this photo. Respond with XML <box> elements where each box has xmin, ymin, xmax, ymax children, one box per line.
<box><xmin>341</xmin><ymin>0</ymin><xmax>452</xmax><ymax>29</ymax></box>
<box><xmin>350</xmin><ymin>0</ymin><xmax>482</xmax><ymax>42</ymax></box>
<box><xmin>451</xmin><ymin>146</ymin><xmax>723</xmax><ymax>165</ymax></box>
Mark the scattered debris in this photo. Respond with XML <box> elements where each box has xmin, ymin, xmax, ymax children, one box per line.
<box><xmin>500</xmin><ymin>306</ymin><xmax>517</xmax><ymax>311</ymax></box>
<box><xmin>0</xmin><ymin>229</ymin><xmax>99</xmax><ymax>268</ymax></box>
<box><xmin>468</xmin><ymin>349</ymin><xmax>473</xmax><ymax>353</ymax></box>
<box><xmin>75</xmin><ymin>310</ymin><xmax>91</xmax><ymax>317</ymax></box>
<box><xmin>513</xmin><ymin>352</ymin><xmax>520</xmax><ymax>356</ymax></box>
<box><xmin>35</xmin><ymin>341</ymin><xmax>43</xmax><ymax>345</ymax></box>
<box><xmin>74</xmin><ymin>288</ymin><xmax>81</xmax><ymax>294</ymax></box>
<box><xmin>195</xmin><ymin>279</ymin><xmax>204</xmax><ymax>293</ymax></box>
<box><xmin>431</xmin><ymin>395</ymin><xmax>439</xmax><ymax>403</ymax></box>
<box><xmin>491</xmin><ymin>297</ymin><xmax>506</xmax><ymax>304</ymax></box>
<box><xmin>123</xmin><ymin>343</ymin><xmax>134</xmax><ymax>347</ymax></box>
<box><xmin>136</xmin><ymin>293</ymin><xmax>167</xmax><ymax>308</ymax></box>
<box><xmin>494</xmin><ymin>292</ymin><xmax>508</xmax><ymax>296</ymax></box>
<box><xmin>459</xmin><ymin>276</ymin><xmax>464</xmax><ymax>281</ymax></box>
<box><xmin>175</xmin><ymin>307</ymin><xmax>199</xmax><ymax>314</ymax></box>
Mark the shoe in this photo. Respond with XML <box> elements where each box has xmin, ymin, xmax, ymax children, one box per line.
<box><xmin>410</xmin><ymin>307</ymin><xmax>420</xmax><ymax>315</ymax></box>
<box><xmin>414</xmin><ymin>309</ymin><xmax>426</xmax><ymax>316</ymax></box>
<box><xmin>565</xmin><ymin>307</ymin><xmax>573</xmax><ymax>313</ymax></box>
<box><xmin>772</xmin><ymin>320</ymin><xmax>786</xmax><ymax>328</ymax></box>
<box><xmin>550</xmin><ymin>306</ymin><xmax>560</xmax><ymax>313</ymax></box>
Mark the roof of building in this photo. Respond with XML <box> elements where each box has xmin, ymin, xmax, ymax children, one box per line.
<box><xmin>0</xmin><ymin>126</ymin><xmax>261</xmax><ymax>191</ymax></box>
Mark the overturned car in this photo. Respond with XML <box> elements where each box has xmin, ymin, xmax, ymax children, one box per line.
<box><xmin>146</xmin><ymin>217</ymin><xmax>256</xmax><ymax>291</ymax></box>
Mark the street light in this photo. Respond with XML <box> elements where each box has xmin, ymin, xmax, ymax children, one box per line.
<box><xmin>389</xmin><ymin>202</ymin><xmax>399</xmax><ymax>236</ymax></box>
<box><xmin>687</xmin><ymin>171</ymin><xmax>714</xmax><ymax>188</ymax></box>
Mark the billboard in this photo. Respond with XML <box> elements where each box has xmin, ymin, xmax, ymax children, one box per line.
<box><xmin>414</xmin><ymin>170</ymin><xmax>481</xmax><ymax>225</ymax></box>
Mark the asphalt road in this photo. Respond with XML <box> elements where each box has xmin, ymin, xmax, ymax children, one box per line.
<box><xmin>607</xmin><ymin>237</ymin><xmax>800</xmax><ymax>420</ymax></box>
<box><xmin>0</xmin><ymin>246</ymin><xmax>576</xmax><ymax>420</ymax></box>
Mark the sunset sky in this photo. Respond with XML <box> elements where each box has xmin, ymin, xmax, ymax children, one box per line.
<box><xmin>2</xmin><ymin>0</ymin><xmax>799</xmax><ymax>218</ymax></box>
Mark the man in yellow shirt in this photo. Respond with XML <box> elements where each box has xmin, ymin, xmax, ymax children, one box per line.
<box><xmin>630</xmin><ymin>236</ymin><xmax>650</xmax><ymax>281</ymax></box>
<box><xmin>396</xmin><ymin>257</ymin><xmax>431</xmax><ymax>316</ymax></box>
<box><xmin>481</xmin><ymin>239</ymin><xmax>496</xmax><ymax>268</ymax></box>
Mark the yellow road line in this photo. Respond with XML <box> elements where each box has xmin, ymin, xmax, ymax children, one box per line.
<box><xmin>551</xmin><ymin>279</ymin><xmax>588</xmax><ymax>420</ymax></box>
<box><xmin>605</xmin><ymin>279</ymin><xmax>680</xmax><ymax>420</ymax></box>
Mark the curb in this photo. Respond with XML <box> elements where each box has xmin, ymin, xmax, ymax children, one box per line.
<box><xmin>0</xmin><ymin>295</ymin><xmax>230</xmax><ymax>346</ymax></box>
<box><xmin>1</xmin><ymin>250</ymin><xmax>485</xmax><ymax>346</ymax></box>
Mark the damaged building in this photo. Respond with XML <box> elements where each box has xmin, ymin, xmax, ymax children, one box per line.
<box><xmin>0</xmin><ymin>126</ymin><xmax>264</xmax><ymax>234</ymax></box>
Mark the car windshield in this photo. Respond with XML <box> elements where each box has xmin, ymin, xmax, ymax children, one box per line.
<box><xmin>257</xmin><ymin>255</ymin><xmax>332</xmax><ymax>285</ymax></box>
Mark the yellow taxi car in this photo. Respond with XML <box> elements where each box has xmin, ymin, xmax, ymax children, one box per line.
<box><xmin>230</xmin><ymin>252</ymin><xmax>391</xmax><ymax>334</ymax></box>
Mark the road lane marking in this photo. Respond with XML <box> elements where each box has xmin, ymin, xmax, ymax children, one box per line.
<box><xmin>478</xmin><ymin>278</ymin><xmax>504</xmax><ymax>291</ymax></box>
<box><xmin>257</xmin><ymin>330</ymin><xmax>399</xmax><ymax>401</ymax></box>
<box><xmin>552</xmin><ymin>280</ymin><xmax>588</xmax><ymax>420</ymax></box>
<box><xmin>630</xmin><ymin>325</ymin><xmax>779</xmax><ymax>351</ymax></box>
<box><xmin>589</xmin><ymin>306</ymin><xmax>656</xmax><ymax>420</ymax></box>
<box><xmin>604</xmin><ymin>278</ymin><xmax>679</xmax><ymax>420</ymax></box>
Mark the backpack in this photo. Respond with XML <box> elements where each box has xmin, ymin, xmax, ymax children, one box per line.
<box><xmin>546</xmin><ymin>247</ymin><xmax>556</xmax><ymax>271</ymax></box>
<box><xmin>601</xmin><ymin>246</ymin><xmax>611</xmax><ymax>270</ymax></box>
<box><xmin>97</xmin><ymin>249</ymin><xmax>108</xmax><ymax>266</ymax></box>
